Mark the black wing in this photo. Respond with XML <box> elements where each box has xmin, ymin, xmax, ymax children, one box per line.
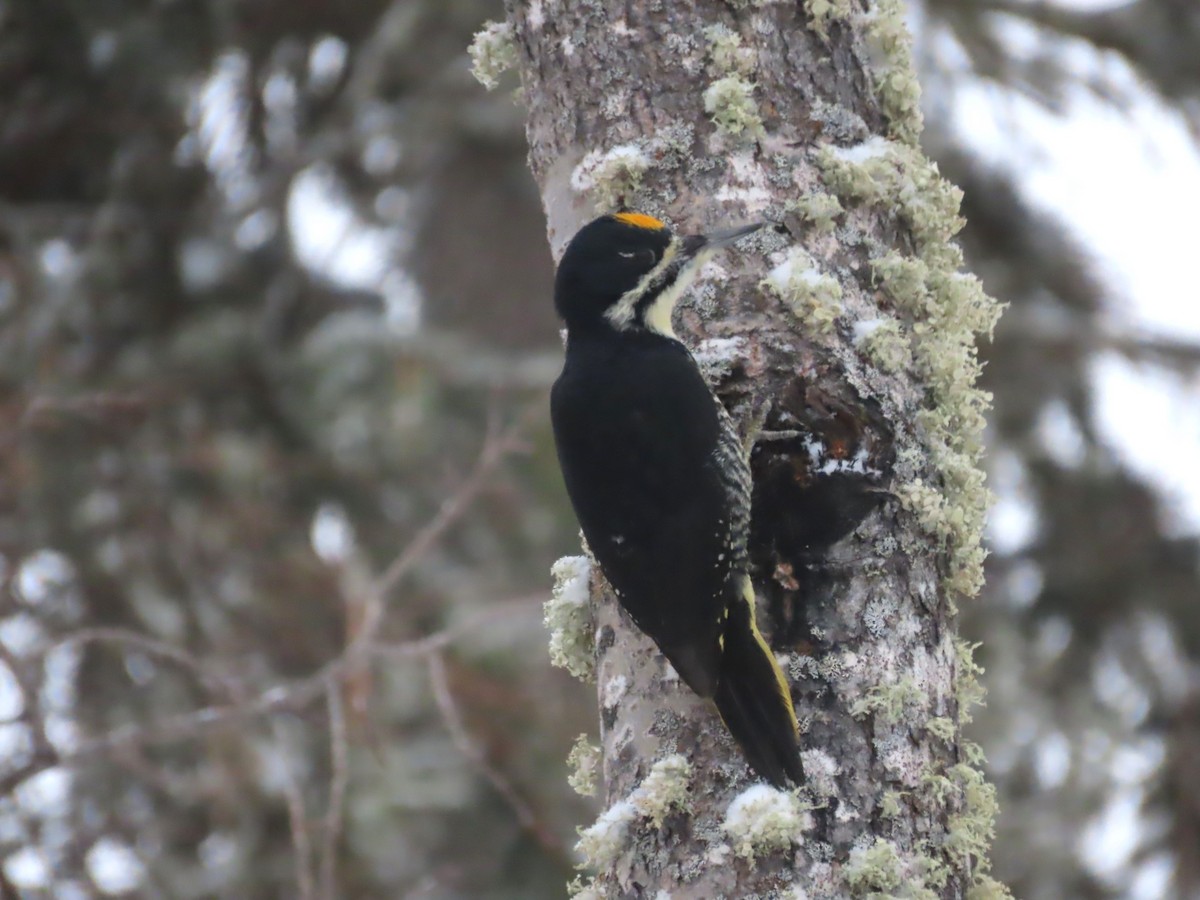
<box><xmin>551</xmin><ymin>334</ymin><xmax>737</xmax><ymax>693</ymax></box>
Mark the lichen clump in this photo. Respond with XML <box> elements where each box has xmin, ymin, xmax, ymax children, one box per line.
<box><xmin>866</xmin><ymin>0</ymin><xmax>924</xmax><ymax>145</ymax></box>
<box><xmin>762</xmin><ymin>248</ymin><xmax>843</xmax><ymax>335</ymax></box>
<box><xmin>789</xmin><ymin>190</ymin><xmax>843</xmax><ymax>234</ymax></box>
<box><xmin>570</xmin><ymin>143</ymin><xmax>654</xmax><ymax>212</ymax></box>
<box><xmin>845</xmin><ymin>838</ymin><xmax>949</xmax><ymax>900</ymax></box>
<box><xmin>704</xmin><ymin>23</ymin><xmax>755</xmax><ymax>75</ymax></box>
<box><xmin>704</xmin><ymin>76</ymin><xmax>764</xmax><ymax>138</ymax></box>
<box><xmin>850</xmin><ymin>675</ymin><xmax>924</xmax><ymax>725</ymax></box>
<box><xmin>468</xmin><ymin>20</ymin><xmax>516</xmax><ymax>90</ymax></box>
<box><xmin>817</xmin><ymin>135</ymin><xmax>1002</xmax><ymax>600</ymax></box>
<box><xmin>806</xmin><ymin>0</ymin><xmax>854</xmax><ymax>39</ymax></box>
<box><xmin>567</xmin><ymin>734</ymin><xmax>601</xmax><ymax>797</ymax></box>
<box><xmin>546</xmin><ymin>556</ymin><xmax>595</xmax><ymax>681</ymax></box>
<box><xmin>576</xmin><ymin>799</ymin><xmax>636</xmax><ymax>868</ymax></box>
<box><xmin>854</xmin><ymin>316</ymin><xmax>912</xmax><ymax>373</ymax></box>
<box><xmin>817</xmin><ymin>139</ymin><xmax>965</xmax><ymax>251</ymax></box>
<box><xmin>633</xmin><ymin>754</ymin><xmax>692</xmax><ymax>828</ymax></box>
<box><xmin>721</xmin><ymin>784</ymin><xmax>811</xmax><ymax>859</ymax></box>
<box><xmin>575</xmin><ymin>755</ymin><xmax>693</xmax><ymax>867</ymax></box>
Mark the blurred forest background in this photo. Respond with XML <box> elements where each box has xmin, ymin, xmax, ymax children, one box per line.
<box><xmin>1</xmin><ymin>0</ymin><xmax>1198</xmax><ymax>897</ymax></box>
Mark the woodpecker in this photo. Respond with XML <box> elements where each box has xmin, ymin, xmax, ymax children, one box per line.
<box><xmin>550</xmin><ymin>210</ymin><xmax>804</xmax><ymax>787</ymax></box>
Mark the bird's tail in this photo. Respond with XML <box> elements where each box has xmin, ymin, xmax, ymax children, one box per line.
<box><xmin>713</xmin><ymin>578</ymin><xmax>804</xmax><ymax>787</ymax></box>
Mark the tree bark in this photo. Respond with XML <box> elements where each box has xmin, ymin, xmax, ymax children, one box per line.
<box><xmin>506</xmin><ymin>1</ymin><xmax>1008</xmax><ymax>896</ymax></box>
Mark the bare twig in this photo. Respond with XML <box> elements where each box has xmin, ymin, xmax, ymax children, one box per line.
<box><xmin>427</xmin><ymin>652</ymin><xmax>561</xmax><ymax>854</ymax></box>
<box><xmin>0</xmin><ymin>411</ymin><xmax>542</xmax><ymax>818</ymax></box>
<box><xmin>53</xmin><ymin>627</ymin><xmax>240</xmax><ymax>698</ymax></box>
<box><xmin>271</xmin><ymin>718</ymin><xmax>316</xmax><ymax>900</ymax></box>
<box><xmin>354</xmin><ymin>408</ymin><xmax>534</xmax><ymax>647</ymax></box>
<box><xmin>367</xmin><ymin>594</ymin><xmax>545</xmax><ymax>660</ymax></box>
<box><xmin>319</xmin><ymin>680</ymin><xmax>349</xmax><ymax>900</ymax></box>
<box><xmin>0</xmin><ymin>593</ymin><xmax>542</xmax><ymax>795</ymax></box>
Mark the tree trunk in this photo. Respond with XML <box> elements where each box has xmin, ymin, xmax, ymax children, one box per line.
<box><xmin>501</xmin><ymin>1</ymin><xmax>1009</xmax><ymax>896</ymax></box>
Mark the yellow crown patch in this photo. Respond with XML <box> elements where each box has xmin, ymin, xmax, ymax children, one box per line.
<box><xmin>614</xmin><ymin>211</ymin><xmax>666</xmax><ymax>231</ymax></box>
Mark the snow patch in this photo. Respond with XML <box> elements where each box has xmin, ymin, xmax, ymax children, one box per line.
<box><xmin>576</xmin><ymin>799</ymin><xmax>636</xmax><ymax>865</ymax></box>
<box><xmin>722</xmin><ymin>784</ymin><xmax>811</xmax><ymax>859</ymax></box>
<box><xmin>830</xmin><ymin>135</ymin><xmax>893</xmax><ymax>163</ymax></box>
<box><xmin>602</xmin><ymin>675</ymin><xmax>628</xmax><ymax>708</ymax></box>
<box><xmin>853</xmin><ymin>317</ymin><xmax>885</xmax><ymax>343</ymax></box>
<box><xmin>570</xmin><ymin>144</ymin><xmax>651</xmax><ymax>194</ymax></box>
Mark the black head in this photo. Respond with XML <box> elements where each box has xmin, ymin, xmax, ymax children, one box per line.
<box><xmin>553</xmin><ymin>211</ymin><xmax>764</xmax><ymax>336</ymax></box>
<box><xmin>553</xmin><ymin>212</ymin><xmax>674</xmax><ymax>329</ymax></box>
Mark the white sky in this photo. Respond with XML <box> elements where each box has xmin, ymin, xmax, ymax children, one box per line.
<box><xmin>951</xmin><ymin>11</ymin><xmax>1200</xmax><ymax>536</ymax></box>
<box><xmin>950</xmin><ymin>8</ymin><xmax>1200</xmax><ymax>896</ymax></box>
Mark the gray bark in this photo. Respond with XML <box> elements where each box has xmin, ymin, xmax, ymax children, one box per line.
<box><xmin>507</xmin><ymin>1</ymin><xmax>1006</xmax><ymax>897</ymax></box>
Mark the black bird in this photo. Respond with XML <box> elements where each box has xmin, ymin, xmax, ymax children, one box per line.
<box><xmin>550</xmin><ymin>211</ymin><xmax>803</xmax><ymax>787</ymax></box>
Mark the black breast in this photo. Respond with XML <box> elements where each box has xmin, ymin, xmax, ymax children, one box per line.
<box><xmin>550</xmin><ymin>330</ymin><xmax>736</xmax><ymax>646</ymax></box>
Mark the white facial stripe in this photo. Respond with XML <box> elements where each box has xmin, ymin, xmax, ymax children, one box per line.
<box><xmin>604</xmin><ymin>237</ymin><xmax>708</xmax><ymax>337</ymax></box>
<box><xmin>641</xmin><ymin>248</ymin><xmax>713</xmax><ymax>338</ymax></box>
<box><xmin>604</xmin><ymin>237</ymin><xmax>680</xmax><ymax>330</ymax></box>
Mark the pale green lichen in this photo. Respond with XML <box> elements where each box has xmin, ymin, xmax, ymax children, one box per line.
<box><xmin>954</xmin><ymin>639</ymin><xmax>987</xmax><ymax>724</ymax></box>
<box><xmin>922</xmin><ymin>770</ymin><xmax>958</xmax><ymax>807</ymax></box>
<box><xmin>575</xmin><ymin>754</ymin><xmax>694</xmax><ymax>867</ymax></box>
<box><xmin>815</xmin><ymin>139</ymin><xmax>892</xmax><ymax>203</ymax></box>
<box><xmin>703</xmin><ymin>75</ymin><xmax>764</xmax><ymax>138</ymax></box>
<box><xmin>945</xmin><ymin>764</ymin><xmax>1000</xmax><ymax>871</ymax></box>
<box><xmin>813</xmin><ymin>20</ymin><xmax>1003</xmax><ymax>894</ymax></box>
<box><xmin>854</xmin><ymin>316</ymin><xmax>912</xmax><ymax>373</ymax></box>
<box><xmin>850</xmin><ymin>675</ymin><xmax>924</xmax><ymax>725</ymax></box>
<box><xmin>969</xmin><ymin>875</ymin><xmax>1017</xmax><ymax>899</ymax></box>
<box><xmin>880</xmin><ymin>790</ymin><xmax>904</xmax><ymax>819</ymax></box>
<box><xmin>567</xmin><ymin>734</ymin><xmax>601</xmax><ymax>798</ymax></box>
<box><xmin>962</xmin><ymin>738</ymin><xmax>987</xmax><ymax>767</ymax></box>
<box><xmin>632</xmin><ymin>754</ymin><xmax>691</xmax><ymax>827</ymax></box>
<box><xmin>468</xmin><ymin>20</ymin><xmax>516</xmax><ymax>90</ymax></box>
<box><xmin>805</xmin><ymin>0</ymin><xmax>854</xmax><ymax>38</ymax></box>
<box><xmin>721</xmin><ymin>785</ymin><xmax>811</xmax><ymax>860</ymax></box>
<box><xmin>927</xmin><ymin>269</ymin><xmax>1005</xmax><ymax>338</ymax></box>
<box><xmin>570</xmin><ymin>143</ymin><xmax>653</xmax><ymax>212</ymax></box>
<box><xmin>871</xmin><ymin>251</ymin><xmax>930</xmax><ymax>312</ymax></box>
<box><xmin>761</xmin><ymin>249</ymin><xmax>843</xmax><ymax>336</ymax></box>
<box><xmin>818</xmin><ymin>140</ymin><xmax>964</xmax><ymax>251</ymax></box>
<box><xmin>865</xmin><ymin>0</ymin><xmax>924</xmax><ymax>145</ymax></box>
<box><xmin>576</xmin><ymin>799</ymin><xmax>636</xmax><ymax>867</ymax></box>
<box><xmin>788</xmin><ymin>190</ymin><xmax>843</xmax><ymax>233</ymax></box>
<box><xmin>845</xmin><ymin>839</ymin><xmax>903</xmax><ymax>894</ymax></box>
<box><xmin>704</xmin><ymin>23</ymin><xmax>755</xmax><ymax>75</ymax></box>
<box><xmin>926</xmin><ymin>716</ymin><xmax>956</xmax><ymax>742</ymax></box>
<box><xmin>895</xmin><ymin>478</ymin><xmax>988</xmax><ymax>596</ymax></box>
<box><xmin>846</xmin><ymin>839</ymin><xmax>943</xmax><ymax>900</ymax></box>
<box><xmin>546</xmin><ymin>556</ymin><xmax>595</xmax><ymax>681</ymax></box>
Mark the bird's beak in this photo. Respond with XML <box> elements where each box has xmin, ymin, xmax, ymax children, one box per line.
<box><xmin>680</xmin><ymin>221</ymin><xmax>766</xmax><ymax>258</ymax></box>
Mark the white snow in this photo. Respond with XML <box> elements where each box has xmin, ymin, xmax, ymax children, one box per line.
<box><xmin>765</xmin><ymin>251</ymin><xmax>821</xmax><ymax>294</ymax></box>
<box><xmin>550</xmin><ymin>556</ymin><xmax>591</xmax><ymax>607</ymax></box>
<box><xmin>602</xmin><ymin>675</ymin><xmax>628</xmax><ymax>708</ymax></box>
<box><xmin>576</xmin><ymin>798</ymin><xmax>636</xmax><ymax>863</ymax></box>
<box><xmin>569</xmin><ymin>144</ymin><xmax>651</xmax><ymax>194</ymax></box>
<box><xmin>722</xmin><ymin>784</ymin><xmax>809</xmax><ymax>857</ymax></box>
<box><xmin>830</xmin><ymin>136</ymin><xmax>892</xmax><ymax>164</ymax></box>
<box><xmin>852</xmin><ymin>317</ymin><xmax>885</xmax><ymax>344</ymax></box>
